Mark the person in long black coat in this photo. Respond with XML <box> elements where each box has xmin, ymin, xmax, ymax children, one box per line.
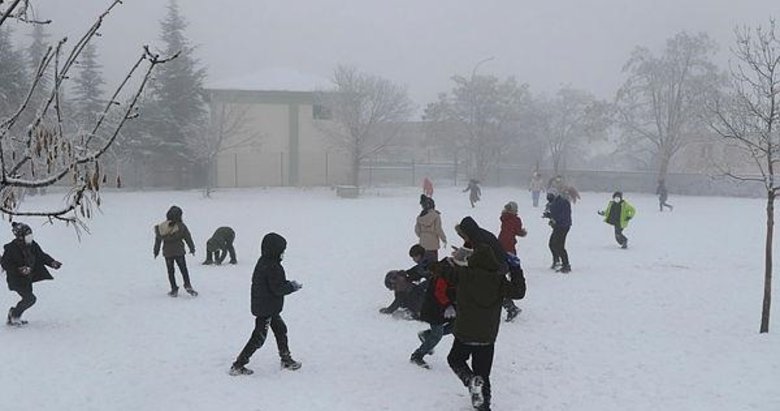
<box><xmin>2</xmin><ymin>222</ymin><xmax>62</xmax><ymax>326</ymax></box>
<box><xmin>456</xmin><ymin>216</ymin><xmax>521</xmax><ymax>322</ymax></box>
<box><xmin>229</xmin><ymin>232</ymin><xmax>303</xmax><ymax>375</ymax></box>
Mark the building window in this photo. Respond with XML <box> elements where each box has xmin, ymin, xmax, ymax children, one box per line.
<box><xmin>313</xmin><ymin>104</ymin><xmax>332</xmax><ymax>120</ymax></box>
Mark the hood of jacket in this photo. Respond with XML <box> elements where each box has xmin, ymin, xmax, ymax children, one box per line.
<box><xmin>166</xmin><ymin>206</ymin><xmax>183</xmax><ymax>223</ymax></box>
<box><xmin>261</xmin><ymin>232</ymin><xmax>287</xmax><ymax>261</ymax></box>
<box><xmin>459</xmin><ymin>216</ymin><xmax>481</xmax><ymax>242</ymax></box>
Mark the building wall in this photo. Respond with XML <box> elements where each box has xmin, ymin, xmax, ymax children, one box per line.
<box><xmin>209</xmin><ymin>90</ymin><xmax>351</xmax><ymax>187</ymax></box>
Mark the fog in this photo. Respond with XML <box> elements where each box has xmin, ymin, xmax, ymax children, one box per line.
<box><xmin>34</xmin><ymin>0</ymin><xmax>780</xmax><ymax>108</ymax></box>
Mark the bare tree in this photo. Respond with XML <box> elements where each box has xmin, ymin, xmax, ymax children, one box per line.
<box><xmin>710</xmin><ymin>20</ymin><xmax>780</xmax><ymax>333</ymax></box>
<box><xmin>189</xmin><ymin>102</ymin><xmax>261</xmax><ymax>197</ymax></box>
<box><xmin>533</xmin><ymin>87</ymin><xmax>612</xmax><ymax>175</ymax></box>
<box><xmin>316</xmin><ymin>65</ymin><xmax>413</xmax><ymax>187</ymax></box>
<box><xmin>0</xmin><ymin>0</ymin><xmax>173</xmax><ymax>231</ymax></box>
<box><xmin>617</xmin><ymin>32</ymin><xmax>722</xmax><ymax>182</ymax></box>
<box><xmin>425</xmin><ymin>74</ymin><xmax>529</xmax><ymax>181</ymax></box>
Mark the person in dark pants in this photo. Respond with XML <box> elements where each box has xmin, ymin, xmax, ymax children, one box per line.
<box><xmin>543</xmin><ymin>193</ymin><xmax>572</xmax><ymax>273</ymax></box>
<box><xmin>153</xmin><ymin>205</ymin><xmax>197</xmax><ymax>297</ymax></box>
<box><xmin>409</xmin><ymin>250</ymin><xmax>455</xmax><ymax>369</ymax></box>
<box><xmin>440</xmin><ymin>244</ymin><xmax>526</xmax><ymax>411</ymax></box>
<box><xmin>657</xmin><ymin>180</ymin><xmax>673</xmax><ymax>211</ymax></box>
<box><xmin>203</xmin><ymin>226</ymin><xmax>237</xmax><ymax>265</ymax></box>
<box><xmin>598</xmin><ymin>191</ymin><xmax>636</xmax><ymax>249</ymax></box>
<box><xmin>456</xmin><ymin>217</ymin><xmax>522</xmax><ymax>322</ymax></box>
<box><xmin>230</xmin><ymin>232</ymin><xmax>303</xmax><ymax>375</ymax></box>
<box><xmin>2</xmin><ymin>222</ymin><xmax>62</xmax><ymax>326</ymax></box>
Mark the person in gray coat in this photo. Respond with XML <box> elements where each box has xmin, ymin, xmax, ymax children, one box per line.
<box><xmin>153</xmin><ymin>205</ymin><xmax>197</xmax><ymax>297</ymax></box>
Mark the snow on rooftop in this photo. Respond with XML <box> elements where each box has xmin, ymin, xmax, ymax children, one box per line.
<box><xmin>206</xmin><ymin>68</ymin><xmax>331</xmax><ymax>92</ymax></box>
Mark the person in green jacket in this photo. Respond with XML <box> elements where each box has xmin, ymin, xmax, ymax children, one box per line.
<box><xmin>439</xmin><ymin>243</ymin><xmax>526</xmax><ymax>411</ymax></box>
<box><xmin>203</xmin><ymin>226</ymin><xmax>237</xmax><ymax>265</ymax></box>
<box><xmin>598</xmin><ymin>191</ymin><xmax>636</xmax><ymax>249</ymax></box>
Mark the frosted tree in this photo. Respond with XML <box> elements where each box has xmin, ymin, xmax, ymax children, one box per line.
<box><xmin>71</xmin><ymin>42</ymin><xmax>105</xmax><ymax>127</ymax></box>
<box><xmin>0</xmin><ymin>0</ymin><xmax>174</xmax><ymax>229</ymax></box>
<box><xmin>532</xmin><ymin>87</ymin><xmax>612</xmax><ymax>175</ymax></box>
<box><xmin>0</xmin><ymin>25</ymin><xmax>29</xmax><ymax>118</ymax></box>
<box><xmin>144</xmin><ymin>0</ymin><xmax>207</xmax><ymax>188</ymax></box>
<box><xmin>425</xmin><ymin>74</ymin><xmax>529</xmax><ymax>181</ymax></box>
<box><xmin>316</xmin><ymin>65</ymin><xmax>413</xmax><ymax>186</ymax></box>
<box><xmin>710</xmin><ymin>20</ymin><xmax>780</xmax><ymax>333</ymax></box>
<box><xmin>189</xmin><ymin>103</ymin><xmax>261</xmax><ymax>197</ymax></box>
<box><xmin>617</xmin><ymin>32</ymin><xmax>722</xmax><ymax>182</ymax></box>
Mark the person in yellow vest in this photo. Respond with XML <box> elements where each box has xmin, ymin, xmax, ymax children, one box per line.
<box><xmin>598</xmin><ymin>192</ymin><xmax>636</xmax><ymax>249</ymax></box>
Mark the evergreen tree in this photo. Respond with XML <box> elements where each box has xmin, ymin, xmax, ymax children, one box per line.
<box><xmin>147</xmin><ymin>0</ymin><xmax>207</xmax><ymax>187</ymax></box>
<box><xmin>72</xmin><ymin>42</ymin><xmax>106</xmax><ymax>127</ymax></box>
<box><xmin>26</xmin><ymin>23</ymin><xmax>50</xmax><ymax>115</ymax></box>
<box><xmin>0</xmin><ymin>26</ymin><xmax>30</xmax><ymax>119</ymax></box>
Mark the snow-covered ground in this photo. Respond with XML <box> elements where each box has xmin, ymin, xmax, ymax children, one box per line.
<box><xmin>1</xmin><ymin>186</ymin><xmax>778</xmax><ymax>411</ymax></box>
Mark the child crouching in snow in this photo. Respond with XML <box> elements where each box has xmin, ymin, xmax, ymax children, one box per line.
<box><xmin>230</xmin><ymin>232</ymin><xmax>302</xmax><ymax>375</ymax></box>
<box><xmin>409</xmin><ymin>253</ymin><xmax>457</xmax><ymax>369</ymax></box>
<box><xmin>379</xmin><ymin>245</ymin><xmax>430</xmax><ymax>320</ymax></box>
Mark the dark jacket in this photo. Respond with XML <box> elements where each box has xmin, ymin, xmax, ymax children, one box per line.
<box><xmin>459</xmin><ymin>216</ymin><xmax>509</xmax><ymax>275</ymax></box>
<box><xmin>419</xmin><ymin>263</ymin><xmax>456</xmax><ymax>325</ymax></box>
<box><xmin>251</xmin><ymin>233</ymin><xmax>297</xmax><ymax>317</ymax></box>
<box><xmin>549</xmin><ymin>195</ymin><xmax>572</xmax><ymax>228</ymax></box>
<box><xmin>385</xmin><ymin>280</ymin><xmax>426</xmax><ymax>319</ymax></box>
<box><xmin>2</xmin><ymin>239</ymin><xmax>56</xmax><ymax>291</ymax></box>
<box><xmin>443</xmin><ymin>244</ymin><xmax>525</xmax><ymax>344</ymax></box>
<box><xmin>206</xmin><ymin>226</ymin><xmax>235</xmax><ymax>252</ymax></box>
<box><xmin>154</xmin><ymin>221</ymin><xmax>195</xmax><ymax>258</ymax></box>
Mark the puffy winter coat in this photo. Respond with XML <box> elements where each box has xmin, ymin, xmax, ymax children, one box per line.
<box><xmin>415</xmin><ymin>210</ymin><xmax>447</xmax><ymax>251</ymax></box>
<box><xmin>445</xmin><ymin>244</ymin><xmax>525</xmax><ymax>344</ymax></box>
<box><xmin>498</xmin><ymin>212</ymin><xmax>524</xmax><ymax>254</ymax></box>
<box><xmin>154</xmin><ymin>221</ymin><xmax>195</xmax><ymax>258</ymax></box>
<box><xmin>419</xmin><ymin>271</ymin><xmax>456</xmax><ymax>325</ymax></box>
<box><xmin>548</xmin><ymin>196</ymin><xmax>572</xmax><ymax>228</ymax></box>
<box><xmin>251</xmin><ymin>233</ymin><xmax>297</xmax><ymax>317</ymax></box>
<box><xmin>603</xmin><ymin>200</ymin><xmax>636</xmax><ymax>229</ymax></box>
<box><xmin>2</xmin><ymin>239</ymin><xmax>57</xmax><ymax>291</ymax></box>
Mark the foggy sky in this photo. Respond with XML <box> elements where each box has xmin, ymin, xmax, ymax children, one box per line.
<box><xmin>20</xmin><ymin>0</ymin><xmax>780</xmax><ymax>113</ymax></box>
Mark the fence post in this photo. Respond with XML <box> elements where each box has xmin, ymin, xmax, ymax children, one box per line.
<box><xmin>280</xmin><ymin>152</ymin><xmax>285</xmax><ymax>186</ymax></box>
<box><xmin>325</xmin><ymin>151</ymin><xmax>330</xmax><ymax>185</ymax></box>
<box><xmin>411</xmin><ymin>158</ymin><xmax>416</xmax><ymax>186</ymax></box>
<box><xmin>234</xmin><ymin>153</ymin><xmax>238</xmax><ymax>187</ymax></box>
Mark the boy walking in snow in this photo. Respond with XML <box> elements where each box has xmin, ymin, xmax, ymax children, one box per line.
<box><xmin>2</xmin><ymin>222</ymin><xmax>62</xmax><ymax>326</ymax></box>
<box><xmin>544</xmin><ymin>193</ymin><xmax>572</xmax><ymax>273</ymax></box>
<box><xmin>409</xmin><ymin>246</ymin><xmax>455</xmax><ymax>369</ymax></box>
<box><xmin>153</xmin><ymin>205</ymin><xmax>198</xmax><ymax>297</ymax></box>
<box><xmin>203</xmin><ymin>226</ymin><xmax>237</xmax><ymax>265</ymax></box>
<box><xmin>441</xmin><ymin>244</ymin><xmax>526</xmax><ymax>411</ymax></box>
<box><xmin>598</xmin><ymin>191</ymin><xmax>636</xmax><ymax>249</ymax></box>
<box><xmin>230</xmin><ymin>232</ymin><xmax>303</xmax><ymax>375</ymax></box>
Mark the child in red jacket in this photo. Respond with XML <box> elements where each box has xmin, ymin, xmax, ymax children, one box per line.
<box><xmin>498</xmin><ymin>201</ymin><xmax>526</xmax><ymax>255</ymax></box>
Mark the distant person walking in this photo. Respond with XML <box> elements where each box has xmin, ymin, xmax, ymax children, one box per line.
<box><xmin>657</xmin><ymin>180</ymin><xmax>673</xmax><ymax>211</ymax></box>
<box><xmin>598</xmin><ymin>191</ymin><xmax>636</xmax><ymax>249</ymax></box>
<box><xmin>423</xmin><ymin>177</ymin><xmax>434</xmax><ymax>198</ymax></box>
<box><xmin>416</xmin><ymin>195</ymin><xmax>447</xmax><ymax>261</ymax></box>
<box><xmin>528</xmin><ymin>172</ymin><xmax>545</xmax><ymax>207</ymax></box>
<box><xmin>464</xmin><ymin>179</ymin><xmax>481</xmax><ymax>208</ymax></box>
<box><xmin>543</xmin><ymin>193</ymin><xmax>572</xmax><ymax>273</ymax></box>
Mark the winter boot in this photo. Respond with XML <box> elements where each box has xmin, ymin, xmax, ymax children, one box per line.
<box><xmin>557</xmin><ymin>265</ymin><xmax>571</xmax><ymax>274</ymax></box>
<box><xmin>280</xmin><ymin>353</ymin><xmax>302</xmax><ymax>370</ymax></box>
<box><xmin>468</xmin><ymin>375</ymin><xmax>485</xmax><ymax>408</ymax></box>
<box><xmin>410</xmin><ymin>353</ymin><xmax>431</xmax><ymax>369</ymax></box>
<box><xmin>184</xmin><ymin>286</ymin><xmax>199</xmax><ymax>297</ymax></box>
<box><xmin>6</xmin><ymin>308</ymin><xmax>27</xmax><ymax>326</ymax></box>
<box><xmin>505</xmin><ymin>306</ymin><xmax>521</xmax><ymax>322</ymax></box>
<box><xmin>167</xmin><ymin>288</ymin><xmax>179</xmax><ymax>298</ymax></box>
<box><xmin>202</xmin><ymin>260</ymin><xmax>214</xmax><ymax>265</ymax></box>
<box><xmin>621</xmin><ymin>239</ymin><xmax>628</xmax><ymax>249</ymax></box>
<box><xmin>417</xmin><ymin>330</ymin><xmax>434</xmax><ymax>355</ymax></box>
<box><xmin>229</xmin><ymin>260</ymin><xmax>237</xmax><ymax>265</ymax></box>
<box><xmin>550</xmin><ymin>261</ymin><xmax>561</xmax><ymax>270</ymax></box>
<box><xmin>229</xmin><ymin>364</ymin><xmax>254</xmax><ymax>376</ymax></box>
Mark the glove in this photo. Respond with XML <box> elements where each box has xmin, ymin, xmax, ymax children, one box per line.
<box><xmin>444</xmin><ymin>305</ymin><xmax>456</xmax><ymax>319</ymax></box>
<box><xmin>190</xmin><ymin>249</ymin><xmax>196</xmax><ymax>255</ymax></box>
<box><xmin>379</xmin><ymin>307</ymin><xmax>392</xmax><ymax>314</ymax></box>
<box><xmin>19</xmin><ymin>266</ymin><xmax>31</xmax><ymax>276</ymax></box>
<box><xmin>290</xmin><ymin>280</ymin><xmax>303</xmax><ymax>291</ymax></box>
<box><xmin>50</xmin><ymin>261</ymin><xmax>62</xmax><ymax>269</ymax></box>
<box><xmin>519</xmin><ymin>228</ymin><xmax>527</xmax><ymax>237</ymax></box>
<box><xmin>597</xmin><ymin>210</ymin><xmax>605</xmax><ymax>216</ymax></box>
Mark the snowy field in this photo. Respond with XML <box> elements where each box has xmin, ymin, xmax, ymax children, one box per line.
<box><xmin>1</xmin><ymin>186</ymin><xmax>779</xmax><ymax>411</ymax></box>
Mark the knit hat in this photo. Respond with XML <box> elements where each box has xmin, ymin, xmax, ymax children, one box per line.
<box><xmin>612</xmin><ymin>191</ymin><xmax>623</xmax><ymax>200</ymax></box>
<box><xmin>11</xmin><ymin>222</ymin><xmax>32</xmax><ymax>239</ymax></box>
<box><xmin>504</xmin><ymin>201</ymin><xmax>518</xmax><ymax>214</ymax></box>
